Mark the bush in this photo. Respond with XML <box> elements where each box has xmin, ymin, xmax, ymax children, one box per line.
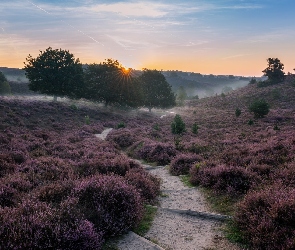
<box><xmin>190</xmin><ymin>165</ymin><xmax>258</xmax><ymax>195</ymax></box>
<box><xmin>248</xmin><ymin>78</ymin><xmax>257</xmax><ymax>84</ymax></box>
<box><xmin>125</xmin><ymin>168</ymin><xmax>161</xmax><ymax>203</ymax></box>
<box><xmin>106</xmin><ymin>129</ymin><xmax>135</xmax><ymax>148</ymax></box>
<box><xmin>235</xmin><ymin>185</ymin><xmax>295</xmax><ymax>249</ymax></box>
<box><xmin>76</xmin><ymin>154</ymin><xmax>140</xmax><ymax>177</ymax></box>
<box><xmin>171</xmin><ymin>114</ymin><xmax>186</xmax><ymax>134</ymax></box>
<box><xmin>249</xmin><ymin>99</ymin><xmax>270</xmax><ymax>118</ymax></box>
<box><xmin>137</xmin><ymin>142</ymin><xmax>177</xmax><ymax>165</ymax></box>
<box><xmin>170</xmin><ymin>153</ymin><xmax>203</xmax><ymax>176</ymax></box>
<box><xmin>117</xmin><ymin>122</ymin><xmax>125</xmax><ymax>129</ymax></box>
<box><xmin>74</xmin><ymin>174</ymin><xmax>143</xmax><ymax>236</ymax></box>
<box><xmin>235</xmin><ymin>108</ymin><xmax>241</xmax><ymax>117</ymax></box>
<box><xmin>192</xmin><ymin>123</ymin><xmax>199</xmax><ymax>134</ymax></box>
<box><xmin>0</xmin><ymin>199</ymin><xmax>104</xmax><ymax>250</ymax></box>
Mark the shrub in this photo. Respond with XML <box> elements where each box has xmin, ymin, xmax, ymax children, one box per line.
<box><xmin>125</xmin><ymin>168</ymin><xmax>161</xmax><ymax>203</ymax></box>
<box><xmin>171</xmin><ymin>114</ymin><xmax>186</xmax><ymax>134</ymax></box>
<box><xmin>76</xmin><ymin>154</ymin><xmax>139</xmax><ymax>177</ymax></box>
<box><xmin>117</xmin><ymin>122</ymin><xmax>125</xmax><ymax>129</ymax></box>
<box><xmin>235</xmin><ymin>108</ymin><xmax>241</xmax><ymax>117</ymax></box>
<box><xmin>137</xmin><ymin>142</ymin><xmax>177</xmax><ymax>165</ymax></box>
<box><xmin>0</xmin><ymin>183</ymin><xmax>18</xmax><ymax>207</ymax></box>
<box><xmin>248</xmin><ymin>78</ymin><xmax>257</xmax><ymax>84</ymax></box>
<box><xmin>249</xmin><ymin>99</ymin><xmax>270</xmax><ymax>118</ymax></box>
<box><xmin>36</xmin><ymin>180</ymin><xmax>74</xmax><ymax>204</ymax></box>
<box><xmin>247</xmin><ymin>119</ymin><xmax>254</xmax><ymax>125</ymax></box>
<box><xmin>106</xmin><ymin>129</ymin><xmax>135</xmax><ymax>148</ymax></box>
<box><xmin>170</xmin><ymin>153</ymin><xmax>203</xmax><ymax>176</ymax></box>
<box><xmin>192</xmin><ymin>122</ymin><xmax>199</xmax><ymax>134</ymax></box>
<box><xmin>190</xmin><ymin>165</ymin><xmax>258</xmax><ymax>195</ymax></box>
<box><xmin>0</xmin><ymin>199</ymin><xmax>104</xmax><ymax>250</ymax></box>
<box><xmin>235</xmin><ymin>185</ymin><xmax>295</xmax><ymax>249</ymax></box>
<box><xmin>74</xmin><ymin>174</ymin><xmax>143</xmax><ymax>236</ymax></box>
<box><xmin>0</xmin><ymin>72</ymin><xmax>11</xmax><ymax>95</ymax></box>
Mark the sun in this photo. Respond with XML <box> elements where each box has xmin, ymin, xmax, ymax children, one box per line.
<box><xmin>122</xmin><ymin>67</ymin><xmax>131</xmax><ymax>75</ymax></box>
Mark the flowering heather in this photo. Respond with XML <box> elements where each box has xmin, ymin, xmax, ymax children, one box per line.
<box><xmin>106</xmin><ymin>128</ymin><xmax>136</xmax><ymax>148</ymax></box>
<box><xmin>125</xmin><ymin>168</ymin><xmax>161</xmax><ymax>203</ymax></box>
<box><xmin>74</xmin><ymin>174</ymin><xmax>143</xmax><ymax>236</ymax></box>
<box><xmin>235</xmin><ymin>185</ymin><xmax>295</xmax><ymax>249</ymax></box>
<box><xmin>0</xmin><ymin>199</ymin><xmax>104</xmax><ymax>250</ymax></box>
<box><xmin>190</xmin><ymin>164</ymin><xmax>259</xmax><ymax>195</ymax></box>
<box><xmin>136</xmin><ymin>140</ymin><xmax>177</xmax><ymax>165</ymax></box>
<box><xmin>170</xmin><ymin>153</ymin><xmax>203</xmax><ymax>176</ymax></box>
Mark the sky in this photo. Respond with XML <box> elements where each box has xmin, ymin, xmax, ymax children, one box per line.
<box><xmin>0</xmin><ymin>0</ymin><xmax>295</xmax><ymax>76</ymax></box>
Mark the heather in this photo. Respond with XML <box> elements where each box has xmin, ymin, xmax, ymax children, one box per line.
<box><xmin>0</xmin><ymin>97</ymin><xmax>161</xmax><ymax>249</ymax></box>
<box><xmin>1</xmin><ymin>79</ymin><xmax>295</xmax><ymax>249</ymax></box>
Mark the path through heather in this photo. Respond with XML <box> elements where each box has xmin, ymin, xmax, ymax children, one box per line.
<box><xmin>96</xmin><ymin>128</ymin><xmax>238</xmax><ymax>250</ymax></box>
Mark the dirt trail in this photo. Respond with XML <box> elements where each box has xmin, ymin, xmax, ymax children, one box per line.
<box><xmin>96</xmin><ymin>129</ymin><xmax>239</xmax><ymax>250</ymax></box>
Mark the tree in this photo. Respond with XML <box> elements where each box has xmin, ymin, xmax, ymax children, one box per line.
<box><xmin>0</xmin><ymin>71</ymin><xmax>11</xmax><ymax>95</ymax></box>
<box><xmin>139</xmin><ymin>69</ymin><xmax>176</xmax><ymax>112</ymax></box>
<box><xmin>171</xmin><ymin>114</ymin><xmax>186</xmax><ymax>134</ymax></box>
<box><xmin>262</xmin><ymin>58</ymin><xmax>285</xmax><ymax>83</ymax></box>
<box><xmin>23</xmin><ymin>47</ymin><xmax>84</xmax><ymax>101</ymax></box>
<box><xmin>84</xmin><ymin>59</ymin><xmax>142</xmax><ymax>107</ymax></box>
<box><xmin>249</xmin><ymin>99</ymin><xmax>270</xmax><ymax>118</ymax></box>
<box><xmin>176</xmin><ymin>86</ymin><xmax>188</xmax><ymax>106</ymax></box>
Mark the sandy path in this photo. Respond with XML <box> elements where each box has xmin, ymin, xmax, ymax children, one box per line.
<box><xmin>95</xmin><ymin>129</ymin><xmax>239</xmax><ymax>250</ymax></box>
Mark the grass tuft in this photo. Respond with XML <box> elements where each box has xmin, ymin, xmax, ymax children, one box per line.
<box><xmin>132</xmin><ymin>205</ymin><xmax>158</xmax><ymax>236</ymax></box>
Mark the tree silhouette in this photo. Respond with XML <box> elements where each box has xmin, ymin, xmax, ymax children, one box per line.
<box><xmin>0</xmin><ymin>71</ymin><xmax>11</xmax><ymax>95</ymax></box>
<box><xmin>262</xmin><ymin>58</ymin><xmax>285</xmax><ymax>83</ymax></box>
<box><xmin>23</xmin><ymin>47</ymin><xmax>84</xmax><ymax>101</ymax></box>
<box><xmin>84</xmin><ymin>59</ymin><xmax>142</xmax><ymax>107</ymax></box>
<box><xmin>139</xmin><ymin>69</ymin><xmax>176</xmax><ymax>112</ymax></box>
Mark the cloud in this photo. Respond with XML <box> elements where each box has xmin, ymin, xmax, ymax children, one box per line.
<box><xmin>89</xmin><ymin>2</ymin><xmax>169</xmax><ymax>17</ymax></box>
<box><xmin>222</xmin><ymin>54</ymin><xmax>249</xmax><ymax>60</ymax></box>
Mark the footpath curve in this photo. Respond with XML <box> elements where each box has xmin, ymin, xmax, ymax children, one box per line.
<box><xmin>95</xmin><ymin>129</ymin><xmax>238</xmax><ymax>250</ymax></box>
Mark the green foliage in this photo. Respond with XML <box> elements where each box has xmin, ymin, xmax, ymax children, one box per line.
<box><xmin>247</xmin><ymin>119</ymin><xmax>254</xmax><ymax>125</ymax></box>
<box><xmin>262</xmin><ymin>58</ymin><xmax>285</xmax><ymax>83</ymax></box>
<box><xmin>176</xmin><ymin>86</ymin><xmax>188</xmax><ymax>106</ymax></box>
<box><xmin>171</xmin><ymin>114</ymin><xmax>186</xmax><ymax>134</ymax></box>
<box><xmin>248</xmin><ymin>78</ymin><xmax>257</xmax><ymax>84</ymax></box>
<box><xmin>152</xmin><ymin>123</ymin><xmax>160</xmax><ymax>131</ymax></box>
<box><xmin>84</xmin><ymin>59</ymin><xmax>142</xmax><ymax>107</ymax></box>
<box><xmin>235</xmin><ymin>108</ymin><xmax>241</xmax><ymax>117</ymax></box>
<box><xmin>84</xmin><ymin>115</ymin><xmax>90</xmax><ymax>125</ymax></box>
<box><xmin>132</xmin><ymin>205</ymin><xmax>157</xmax><ymax>236</ymax></box>
<box><xmin>192</xmin><ymin>122</ymin><xmax>199</xmax><ymax>134</ymax></box>
<box><xmin>249</xmin><ymin>99</ymin><xmax>270</xmax><ymax>118</ymax></box>
<box><xmin>271</xmin><ymin>88</ymin><xmax>281</xmax><ymax>99</ymax></box>
<box><xmin>23</xmin><ymin>47</ymin><xmax>84</xmax><ymax>100</ymax></box>
<box><xmin>117</xmin><ymin>122</ymin><xmax>125</xmax><ymax>129</ymax></box>
<box><xmin>221</xmin><ymin>92</ymin><xmax>226</xmax><ymax>98</ymax></box>
<box><xmin>139</xmin><ymin>69</ymin><xmax>176</xmax><ymax>112</ymax></box>
<box><xmin>0</xmin><ymin>72</ymin><xmax>11</xmax><ymax>95</ymax></box>
<box><xmin>274</xmin><ymin>124</ymin><xmax>280</xmax><ymax>130</ymax></box>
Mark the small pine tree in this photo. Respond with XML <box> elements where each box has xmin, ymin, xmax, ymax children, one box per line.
<box><xmin>249</xmin><ymin>99</ymin><xmax>270</xmax><ymax>118</ymax></box>
<box><xmin>235</xmin><ymin>108</ymin><xmax>242</xmax><ymax>117</ymax></box>
<box><xmin>192</xmin><ymin>123</ymin><xmax>199</xmax><ymax>134</ymax></box>
<box><xmin>171</xmin><ymin>114</ymin><xmax>186</xmax><ymax>134</ymax></box>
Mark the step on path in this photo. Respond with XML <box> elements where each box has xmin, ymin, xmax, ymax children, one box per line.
<box><xmin>118</xmin><ymin>165</ymin><xmax>238</xmax><ymax>250</ymax></box>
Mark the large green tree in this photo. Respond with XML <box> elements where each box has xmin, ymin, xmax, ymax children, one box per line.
<box><xmin>23</xmin><ymin>47</ymin><xmax>84</xmax><ymax>100</ymax></box>
<box><xmin>262</xmin><ymin>58</ymin><xmax>285</xmax><ymax>83</ymax></box>
<box><xmin>139</xmin><ymin>69</ymin><xmax>176</xmax><ymax>112</ymax></box>
<box><xmin>84</xmin><ymin>59</ymin><xmax>142</xmax><ymax>107</ymax></box>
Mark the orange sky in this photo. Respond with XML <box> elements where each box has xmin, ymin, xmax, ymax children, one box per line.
<box><xmin>1</xmin><ymin>0</ymin><xmax>295</xmax><ymax>76</ymax></box>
